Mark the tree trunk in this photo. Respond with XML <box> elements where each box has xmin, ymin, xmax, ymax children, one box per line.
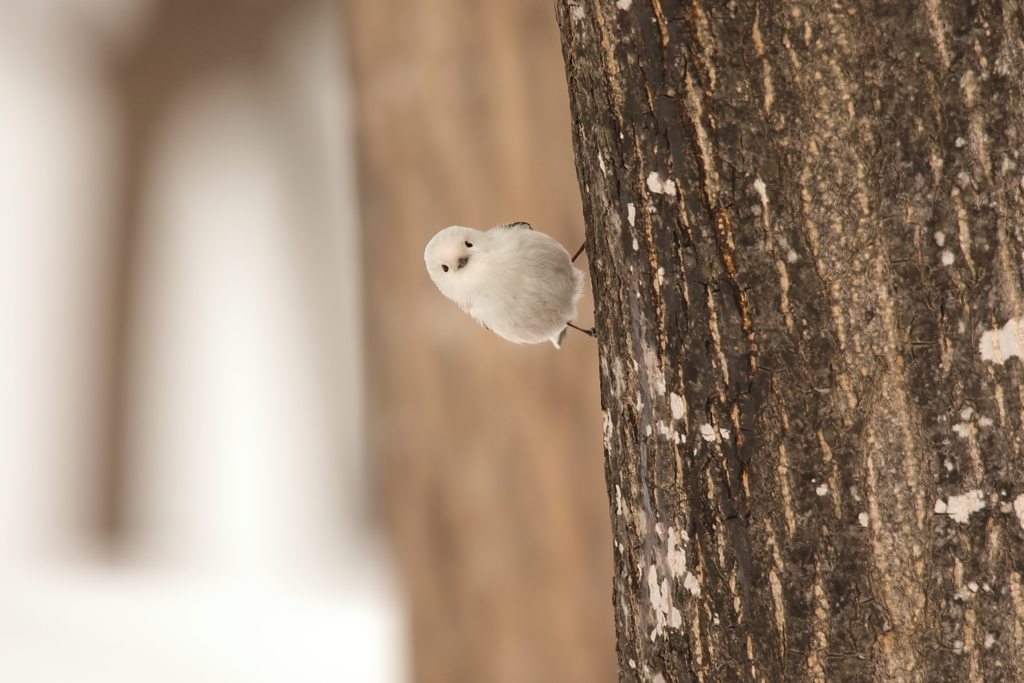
<box><xmin>103</xmin><ymin>0</ymin><xmax>295</xmax><ymax>545</ymax></box>
<box><xmin>345</xmin><ymin>1</ymin><xmax>616</xmax><ymax>682</ymax></box>
<box><xmin>554</xmin><ymin>1</ymin><xmax>1024</xmax><ymax>681</ymax></box>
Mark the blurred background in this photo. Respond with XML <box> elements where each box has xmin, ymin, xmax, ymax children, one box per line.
<box><xmin>0</xmin><ymin>0</ymin><xmax>613</xmax><ymax>681</ymax></box>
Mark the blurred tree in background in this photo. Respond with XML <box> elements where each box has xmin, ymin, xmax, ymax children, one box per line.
<box><xmin>346</xmin><ymin>1</ymin><xmax>616</xmax><ymax>682</ymax></box>
<box><xmin>1</xmin><ymin>0</ymin><xmax>399</xmax><ymax>679</ymax></box>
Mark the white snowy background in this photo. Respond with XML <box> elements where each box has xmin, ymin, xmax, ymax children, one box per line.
<box><xmin>0</xmin><ymin>0</ymin><xmax>406</xmax><ymax>680</ymax></box>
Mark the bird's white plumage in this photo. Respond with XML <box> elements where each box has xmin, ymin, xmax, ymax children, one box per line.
<box><xmin>424</xmin><ymin>223</ymin><xmax>584</xmax><ymax>347</ymax></box>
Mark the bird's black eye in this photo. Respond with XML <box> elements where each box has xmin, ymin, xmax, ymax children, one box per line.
<box><xmin>441</xmin><ymin>264</ymin><xmax>449</xmax><ymax>272</ymax></box>
<box><xmin>465</xmin><ymin>241</ymin><xmax>473</xmax><ymax>248</ymax></box>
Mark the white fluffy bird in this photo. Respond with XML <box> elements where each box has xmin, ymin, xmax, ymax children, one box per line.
<box><xmin>424</xmin><ymin>222</ymin><xmax>587</xmax><ymax>348</ymax></box>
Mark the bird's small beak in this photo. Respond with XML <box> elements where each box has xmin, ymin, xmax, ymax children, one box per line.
<box><xmin>457</xmin><ymin>256</ymin><xmax>469</xmax><ymax>269</ymax></box>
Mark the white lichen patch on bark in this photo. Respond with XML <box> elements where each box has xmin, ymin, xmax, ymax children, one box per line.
<box><xmin>1013</xmin><ymin>494</ymin><xmax>1024</xmax><ymax>530</ymax></box>
<box><xmin>664</xmin><ymin>526</ymin><xmax>700</xmax><ymax>596</ymax></box>
<box><xmin>642</xmin><ymin>344</ymin><xmax>666</xmax><ymax>395</ymax></box>
<box><xmin>979</xmin><ymin>317</ymin><xmax>1023</xmax><ymax>364</ymax></box>
<box><xmin>934</xmin><ymin>490</ymin><xmax>987</xmax><ymax>523</ymax></box>
<box><xmin>647</xmin><ymin>565</ymin><xmax>682</xmax><ymax>640</ymax></box>
<box><xmin>669</xmin><ymin>392</ymin><xmax>685</xmax><ymax>420</ymax></box>
<box><xmin>952</xmin><ymin>421</ymin><xmax>975</xmax><ymax>438</ymax></box>
<box><xmin>655</xmin><ymin>420</ymin><xmax>684</xmax><ymax>444</ymax></box>
<box><xmin>700</xmin><ymin>423</ymin><xmax>716</xmax><ymax>441</ymax></box>
<box><xmin>645</xmin><ymin>171</ymin><xmax>677</xmax><ymax>196</ymax></box>
<box><xmin>627</xmin><ymin>202</ymin><xmax>636</xmax><ymax>227</ymax></box>
<box><xmin>753</xmin><ymin>177</ymin><xmax>768</xmax><ymax>204</ymax></box>
<box><xmin>859</xmin><ymin>512</ymin><xmax>869</xmax><ymax>527</ymax></box>
<box><xmin>612</xmin><ymin>357</ymin><xmax>625</xmax><ymax>398</ymax></box>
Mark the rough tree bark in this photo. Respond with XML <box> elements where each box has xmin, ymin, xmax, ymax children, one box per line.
<box><xmin>555</xmin><ymin>1</ymin><xmax>1024</xmax><ymax>681</ymax></box>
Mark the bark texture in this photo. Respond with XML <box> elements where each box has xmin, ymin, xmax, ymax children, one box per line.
<box><xmin>346</xmin><ymin>1</ymin><xmax>616</xmax><ymax>682</ymax></box>
<box><xmin>555</xmin><ymin>1</ymin><xmax>1024</xmax><ymax>681</ymax></box>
